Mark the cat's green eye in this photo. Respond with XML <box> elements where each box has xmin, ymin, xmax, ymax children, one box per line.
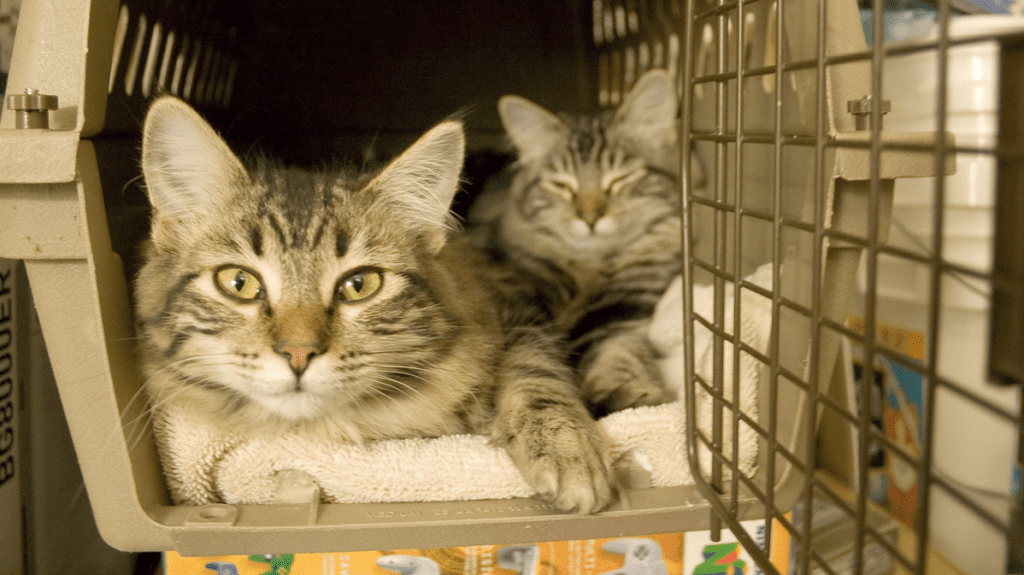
<box><xmin>337</xmin><ymin>269</ymin><xmax>384</xmax><ymax>303</ymax></box>
<box><xmin>215</xmin><ymin>267</ymin><xmax>264</xmax><ymax>301</ymax></box>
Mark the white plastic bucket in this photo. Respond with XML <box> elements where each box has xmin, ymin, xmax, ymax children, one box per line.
<box><xmin>862</xmin><ymin>15</ymin><xmax>1024</xmax><ymax>575</ymax></box>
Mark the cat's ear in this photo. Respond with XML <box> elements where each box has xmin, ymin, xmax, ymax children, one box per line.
<box><xmin>498</xmin><ymin>95</ymin><xmax>567</xmax><ymax>161</ymax></box>
<box><xmin>141</xmin><ymin>96</ymin><xmax>248</xmax><ymax>243</ymax></box>
<box><xmin>612</xmin><ymin>69</ymin><xmax>678</xmax><ymax>144</ymax></box>
<box><xmin>367</xmin><ymin>120</ymin><xmax>465</xmax><ymax>254</ymax></box>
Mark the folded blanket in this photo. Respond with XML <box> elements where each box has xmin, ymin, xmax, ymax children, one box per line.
<box><xmin>151</xmin><ymin>265</ymin><xmax>773</xmax><ymax>506</ymax></box>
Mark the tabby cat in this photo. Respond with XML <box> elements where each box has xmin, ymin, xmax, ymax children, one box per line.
<box><xmin>470</xmin><ymin>70</ymin><xmax>682</xmax><ymax>417</ymax></box>
<box><xmin>134</xmin><ymin>96</ymin><xmax>614</xmax><ymax>513</ymax></box>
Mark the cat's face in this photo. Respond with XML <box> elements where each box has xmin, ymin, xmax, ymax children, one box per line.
<box><xmin>498</xmin><ymin>70</ymin><xmax>680</xmax><ymax>254</ymax></box>
<box><xmin>135</xmin><ymin>97</ymin><xmax>465</xmax><ymax>430</ymax></box>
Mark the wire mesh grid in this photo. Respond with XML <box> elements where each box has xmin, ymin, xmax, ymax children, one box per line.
<box><xmin>596</xmin><ymin>0</ymin><xmax>1023</xmax><ymax>573</ymax></box>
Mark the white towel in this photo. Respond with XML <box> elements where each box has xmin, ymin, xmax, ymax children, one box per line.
<box><xmin>649</xmin><ymin>263</ymin><xmax>774</xmax><ymax>477</ymax></box>
<box><xmin>151</xmin><ymin>265</ymin><xmax>773</xmax><ymax>506</ymax></box>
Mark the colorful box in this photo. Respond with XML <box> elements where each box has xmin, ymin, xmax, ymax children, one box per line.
<box><xmin>166</xmin><ymin>524</ymin><xmax>791</xmax><ymax>575</ymax></box>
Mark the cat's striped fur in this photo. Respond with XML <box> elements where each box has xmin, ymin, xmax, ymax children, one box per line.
<box><xmin>135</xmin><ymin>97</ymin><xmax>613</xmax><ymax>513</ymax></box>
<box><xmin>471</xmin><ymin>70</ymin><xmax>682</xmax><ymax>416</ymax></box>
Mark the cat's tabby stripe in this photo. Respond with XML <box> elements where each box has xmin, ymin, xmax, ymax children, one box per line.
<box><xmin>250</xmin><ymin>227</ymin><xmax>263</xmax><ymax>256</ymax></box>
<box><xmin>335</xmin><ymin>230</ymin><xmax>349</xmax><ymax>258</ymax></box>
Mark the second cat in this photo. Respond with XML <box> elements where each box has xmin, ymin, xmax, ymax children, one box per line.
<box><xmin>471</xmin><ymin>70</ymin><xmax>683</xmax><ymax>417</ymax></box>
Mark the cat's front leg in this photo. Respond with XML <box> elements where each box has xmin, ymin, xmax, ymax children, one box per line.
<box><xmin>490</xmin><ymin>331</ymin><xmax>615</xmax><ymax>514</ymax></box>
<box><xmin>580</xmin><ymin>322</ymin><xmax>670</xmax><ymax>417</ymax></box>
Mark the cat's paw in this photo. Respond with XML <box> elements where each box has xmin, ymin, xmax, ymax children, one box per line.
<box><xmin>503</xmin><ymin>416</ymin><xmax>615</xmax><ymax>514</ymax></box>
<box><xmin>584</xmin><ymin>351</ymin><xmax>669</xmax><ymax>417</ymax></box>
<box><xmin>585</xmin><ymin>368</ymin><xmax>663</xmax><ymax>413</ymax></box>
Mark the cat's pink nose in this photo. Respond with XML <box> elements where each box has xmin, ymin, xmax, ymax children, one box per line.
<box><xmin>277</xmin><ymin>345</ymin><xmax>320</xmax><ymax>375</ymax></box>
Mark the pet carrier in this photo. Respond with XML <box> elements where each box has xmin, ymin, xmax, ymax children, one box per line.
<box><xmin>3</xmin><ymin>0</ymin><xmax>792</xmax><ymax>555</ymax></box>
<box><xmin>0</xmin><ymin>0</ymin><xmax>1017</xmax><ymax>572</ymax></box>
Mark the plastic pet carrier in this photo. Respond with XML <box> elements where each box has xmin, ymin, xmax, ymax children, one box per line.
<box><xmin>1</xmin><ymin>0</ymin><xmax>1021</xmax><ymax>571</ymax></box>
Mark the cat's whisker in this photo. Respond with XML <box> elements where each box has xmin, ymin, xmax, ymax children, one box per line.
<box><xmin>354</xmin><ymin>380</ymin><xmax>393</xmax><ymax>405</ymax></box>
<box><xmin>123</xmin><ymin>364</ymin><xmax>246</xmax><ymax>457</ymax></box>
<box><xmin>361</xmin><ymin>372</ymin><xmax>432</xmax><ymax>404</ymax></box>
<box><xmin>121</xmin><ymin>354</ymin><xmax>235</xmax><ymax>413</ymax></box>
<box><xmin>118</xmin><ymin>355</ymin><xmax>238</xmax><ymax>451</ymax></box>
<box><xmin>374</xmin><ymin>372</ymin><xmax>431</xmax><ymax>397</ymax></box>
<box><xmin>349</xmin><ymin>375</ymin><xmax>410</xmax><ymax>407</ymax></box>
<box><xmin>123</xmin><ymin>385</ymin><xmax>201</xmax><ymax>457</ymax></box>
<box><xmin>118</xmin><ymin>383</ymin><xmax>192</xmax><ymax>457</ymax></box>
<box><xmin>120</xmin><ymin>174</ymin><xmax>146</xmax><ymax>196</ymax></box>
<box><xmin>64</xmin><ymin>481</ymin><xmax>92</xmax><ymax>525</ymax></box>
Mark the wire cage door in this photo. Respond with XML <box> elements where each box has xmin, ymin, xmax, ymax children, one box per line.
<box><xmin>676</xmin><ymin>0</ymin><xmax>1024</xmax><ymax>574</ymax></box>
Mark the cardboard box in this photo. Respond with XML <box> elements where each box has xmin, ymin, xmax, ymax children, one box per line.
<box><xmin>166</xmin><ymin>525</ymin><xmax>793</xmax><ymax>575</ymax></box>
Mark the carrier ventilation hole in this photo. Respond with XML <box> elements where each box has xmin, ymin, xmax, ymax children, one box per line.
<box><xmin>627</xmin><ymin>2</ymin><xmax>639</xmax><ymax>34</ymax></box>
<box><xmin>609</xmin><ymin>49</ymin><xmax>622</xmax><ymax>105</ymax></box>
<box><xmin>210</xmin><ymin>51</ymin><xmax>225</xmax><ymax>104</ymax></box>
<box><xmin>652</xmin><ymin>39</ymin><xmax>664</xmax><ymax>69</ymax></box>
<box><xmin>604</xmin><ymin>7</ymin><xmax>615</xmax><ymax>42</ymax></box>
<box><xmin>194</xmin><ymin>44</ymin><xmax>209</xmax><ymax>102</ymax></box>
<box><xmin>141</xmin><ymin>21</ymin><xmax>162</xmax><ymax>98</ymax></box>
<box><xmin>208</xmin><ymin>51</ymin><xmax>226</xmax><ymax>104</ymax></box>
<box><xmin>624</xmin><ymin>46</ymin><xmax>636</xmax><ymax>88</ymax></box>
<box><xmin>106</xmin><ymin>4</ymin><xmax>234</xmax><ymax>107</ymax></box>
<box><xmin>124</xmin><ymin>13</ymin><xmax>146</xmax><ymax>97</ymax></box>
<box><xmin>205</xmin><ymin>49</ymin><xmax>223</xmax><ymax>103</ymax></box>
<box><xmin>171</xmin><ymin>35</ymin><xmax>188</xmax><ymax>96</ymax></box>
<box><xmin>108</xmin><ymin>4</ymin><xmax>130</xmax><ymax>94</ymax></box>
<box><xmin>593</xmin><ymin>0</ymin><xmax>604</xmax><ymax>44</ymax></box>
<box><xmin>223</xmin><ymin>59</ymin><xmax>238</xmax><ymax>108</ymax></box>
<box><xmin>157</xmin><ymin>30</ymin><xmax>175</xmax><ymax>92</ymax></box>
<box><xmin>599</xmin><ymin>53</ymin><xmax>609</xmax><ymax>107</ymax></box>
<box><xmin>183</xmin><ymin>40</ymin><xmax>201</xmax><ymax>100</ymax></box>
<box><xmin>193</xmin><ymin>52</ymin><xmax>206</xmax><ymax>101</ymax></box>
<box><xmin>195</xmin><ymin>44</ymin><xmax>215</xmax><ymax>103</ymax></box>
<box><xmin>615</xmin><ymin>5</ymin><xmax>626</xmax><ymax>39</ymax></box>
